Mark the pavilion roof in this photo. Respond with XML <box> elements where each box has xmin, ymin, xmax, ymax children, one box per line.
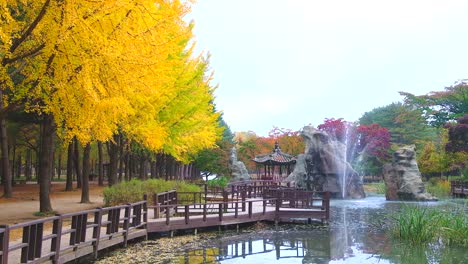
<box><xmin>252</xmin><ymin>142</ymin><xmax>296</xmax><ymax>165</ymax></box>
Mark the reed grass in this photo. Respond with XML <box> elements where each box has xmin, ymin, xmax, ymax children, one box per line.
<box><xmin>392</xmin><ymin>205</ymin><xmax>468</xmax><ymax>247</ymax></box>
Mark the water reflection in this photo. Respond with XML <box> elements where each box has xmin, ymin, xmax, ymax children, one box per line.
<box><xmin>181</xmin><ymin>196</ymin><xmax>467</xmax><ymax>264</ymax></box>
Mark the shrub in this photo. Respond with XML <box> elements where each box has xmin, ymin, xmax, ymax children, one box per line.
<box><xmin>207</xmin><ymin>176</ymin><xmax>230</xmax><ymax>189</ymax></box>
<box><xmin>426</xmin><ymin>179</ymin><xmax>451</xmax><ymax>198</ymax></box>
<box><xmin>103</xmin><ymin>179</ymin><xmax>201</xmax><ymax>206</ymax></box>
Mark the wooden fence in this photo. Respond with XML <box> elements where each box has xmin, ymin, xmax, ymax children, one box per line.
<box><xmin>0</xmin><ymin>200</ymin><xmax>147</xmax><ymax>264</ymax></box>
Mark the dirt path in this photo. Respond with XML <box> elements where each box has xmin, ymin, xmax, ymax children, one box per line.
<box><xmin>0</xmin><ymin>182</ymin><xmax>105</xmax><ymax>225</ymax></box>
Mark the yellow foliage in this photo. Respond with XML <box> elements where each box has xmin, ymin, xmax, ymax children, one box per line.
<box><xmin>1</xmin><ymin>0</ymin><xmax>221</xmax><ymax>161</ymax></box>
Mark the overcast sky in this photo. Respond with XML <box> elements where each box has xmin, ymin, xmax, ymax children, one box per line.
<box><xmin>188</xmin><ymin>0</ymin><xmax>468</xmax><ymax>136</ymax></box>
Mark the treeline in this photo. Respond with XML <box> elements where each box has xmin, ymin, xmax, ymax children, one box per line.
<box><xmin>234</xmin><ymin>82</ymin><xmax>467</xmax><ymax>179</ymax></box>
<box><xmin>0</xmin><ymin>1</ymin><xmax>224</xmax><ymax>212</ymax></box>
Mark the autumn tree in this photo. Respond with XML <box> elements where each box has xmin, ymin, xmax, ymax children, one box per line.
<box><xmin>1</xmin><ymin>0</ymin><xmax>221</xmax><ymax>211</ymax></box>
<box><xmin>355</xmin><ymin>124</ymin><xmax>391</xmax><ymax>176</ymax></box>
<box><xmin>317</xmin><ymin>118</ymin><xmax>348</xmax><ymax>142</ymax></box>
<box><xmin>268</xmin><ymin>127</ymin><xmax>304</xmax><ymax>156</ymax></box>
<box><xmin>444</xmin><ymin>114</ymin><xmax>468</xmax><ymax>178</ymax></box>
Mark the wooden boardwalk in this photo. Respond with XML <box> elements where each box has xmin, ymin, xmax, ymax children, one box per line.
<box><xmin>0</xmin><ymin>184</ymin><xmax>329</xmax><ymax>264</ymax></box>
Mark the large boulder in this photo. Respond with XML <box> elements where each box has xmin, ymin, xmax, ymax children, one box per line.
<box><xmin>229</xmin><ymin>147</ymin><xmax>250</xmax><ymax>181</ymax></box>
<box><xmin>286</xmin><ymin>126</ymin><xmax>365</xmax><ymax>198</ymax></box>
<box><xmin>383</xmin><ymin>145</ymin><xmax>437</xmax><ymax>201</ymax></box>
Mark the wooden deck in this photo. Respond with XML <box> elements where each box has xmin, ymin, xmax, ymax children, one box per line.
<box><xmin>451</xmin><ymin>180</ymin><xmax>468</xmax><ymax>197</ymax></box>
<box><xmin>0</xmin><ymin>183</ymin><xmax>329</xmax><ymax>264</ymax></box>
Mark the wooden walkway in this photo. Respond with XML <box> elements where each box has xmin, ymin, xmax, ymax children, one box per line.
<box><xmin>0</xmin><ymin>184</ymin><xmax>329</xmax><ymax>264</ymax></box>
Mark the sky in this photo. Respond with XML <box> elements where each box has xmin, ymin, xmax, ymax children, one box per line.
<box><xmin>188</xmin><ymin>0</ymin><xmax>468</xmax><ymax>136</ymax></box>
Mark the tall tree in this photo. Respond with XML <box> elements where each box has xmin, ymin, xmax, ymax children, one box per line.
<box><xmin>359</xmin><ymin>102</ymin><xmax>436</xmax><ymax>146</ymax></box>
<box><xmin>400</xmin><ymin>80</ymin><xmax>468</xmax><ymax>127</ymax></box>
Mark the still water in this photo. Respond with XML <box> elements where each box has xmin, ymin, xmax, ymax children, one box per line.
<box><xmin>182</xmin><ymin>195</ymin><xmax>467</xmax><ymax>264</ymax></box>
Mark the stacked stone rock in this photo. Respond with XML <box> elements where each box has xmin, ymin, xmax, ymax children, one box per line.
<box><xmin>383</xmin><ymin>145</ymin><xmax>437</xmax><ymax>201</ymax></box>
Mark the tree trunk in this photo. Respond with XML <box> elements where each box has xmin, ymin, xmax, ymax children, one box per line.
<box><xmin>16</xmin><ymin>153</ymin><xmax>22</xmax><ymax>179</ymax></box>
<box><xmin>139</xmin><ymin>155</ymin><xmax>147</xmax><ymax>180</ymax></box>
<box><xmin>25</xmin><ymin>149</ymin><xmax>32</xmax><ymax>181</ymax></box>
<box><xmin>150</xmin><ymin>160</ymin><xmax>156</xmax><ymax>179</ymax></box>
<box><xmin>124</xmin><ymin>152</ymin><xmax>130</xmax><ymax>181</ymax></box>
<box><xmin>11</xmin><ymin>144</ymin><xmax>16</xmax><ymax>181</ymax></box>
<box><xmin>97</xmin><ymin>141</ymin><xmax>104</xmax><ymax>186</ymax></box>
<box><xmin>81</xmin><ymin>143</ymin><xmax>91</xmax><ymax>203</ymax></box>
<box><xmin>65</xmin><ymin>141</ymin><xmax>74</xmax><ymax>191</ymax></box>
<box><xmin>118</xmin><ymin>137</ymin><xmax>124</xmax><ymax>182</ymax></box>
<box><xmin>38</xmin><ymin>114</ymin><xmax>55</xmax><ymax>212</ymax></box>
<box><xmin>0</xmin><ymin>89</ymin><xmax>12</xmax><ymax>197</ymax></box>
<box><xmin>57</xmin><ymin>149</ymin><xmax>61</xmax><ymax>180</ymax></box>
<box><xmin>74</xmin><ymin>137</ymin><xmax>82</xmax><ymax>188</ymax></box>
<box><xmin>107</xmin><ymin>134</ymin><xmax>119</xmax><ymax>186</ymax></box>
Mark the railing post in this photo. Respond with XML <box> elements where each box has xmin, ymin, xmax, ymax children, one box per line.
<box><xmin>235</xmin><ymin>202</ymin><xmax>239</xmax><ymax>218</ymax></box>
<box><xmin>153</xmin><ymin>193</ymin><xmax>160</xmax><ymax>219</ymax></box>
<box><xmin>275</xmin><ymin>198</ymin><xmax>281</xmax><ymax>213</ymax></box>
<box><xmin>51</xmin><ymin>216</ymin><xmax>63</xmax><ymax>263</ymax></box>
<box><xmin>248</xmin><ymin>201</ymin><xmax>253</xmax><ymax>218</ymax></box>
<box><xmin>223</xmin><ymin>191</ymin><xmax>228</xmax><ymax>212</ymax></box>
<box><xmin>123</xmin><ymin>205</ymin><xmax>131</xmax><ymax>247</ymax></box>
<box><xmin>241</xmin><ymin>191</ymin><xmax>246</xmax><ymax>212</ymax></box>
<box><xmin>203</xmin><ymin>204</ymin><xmax>207</xmax><ymax>222</ymax></box>
<box><xmin>218</xmin><ymin>203</ymin><xmax>223</xmax><ymax>221</ymax></box>
<box><xmin>93</xmin><ymin>209</ymin><xmax>103</xmax><ymax>259</ymax></box>
<box><xmin>185</xmin><ymin>205</ymin><xmax>190</xmax><ymax>224</ymax></box>
<box><xmin>174</xmin><ymin>191</ymin><xmax>178</xmax><ymax>214</ymax></box>
<box><xmin>324</xmin><ymin>192</ymin><xmax>330</xmax><ymax>221</ymax></box>
<box><xmin>0</xmin><ymin>225</ymin><xmax>10</xmax><ymax>264</ymax></box>
<box><xmin>263</xmin><ymin>200</ymin><xmax>267</xmax><ymax>215</ymax></box>
<box><xmin>165</xmin><ymin>207</ymin><xmax>170</xmax><ymax>225</ymax></box>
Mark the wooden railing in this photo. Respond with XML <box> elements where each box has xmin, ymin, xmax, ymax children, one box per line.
<box><xmin>0</xmin><ymin>200</ymin><xmax>147</xmax><ymax>264</ymax></box>
<box><xmin>451</xmin><ymin>180</ymin><xmax>468</xmax><ymax>197</ymax></box>
<box><xmin>0</xmin><ymin>181</ymin><xmax>330</xmax><ymax>263</ymax></box>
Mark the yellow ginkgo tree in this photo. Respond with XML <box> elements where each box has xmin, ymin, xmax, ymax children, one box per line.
<box><xmin>1</xmin><ymin>0</ymin><xmax>222</xmax><ymax>212</ymax></box>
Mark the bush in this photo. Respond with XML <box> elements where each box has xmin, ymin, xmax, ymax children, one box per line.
<box><xmin>425</xmin><ymin>179</ymin><xmax>451</xmax><ymax>198</ymax></box>
<box><xmin>207</xmin><ymin>176</ymin><xmax>230</xmax><ymax>189</ymax></box>
<box><xmin>103</xmin><ymin>179</ymin><xmax>201</xmax><ymax>206</ymax></box>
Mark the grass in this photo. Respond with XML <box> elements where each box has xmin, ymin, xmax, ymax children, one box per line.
<box><xmin>392</xmin><ymin>205</ymin><xmax>468</xmax><ymax>247</ymax></box>
<box><xmin>33</xmin><ymin>211</ymin><xmax>57</xmax><ymax>217</ymax></box>
<box><xmin>363</xmin><ymin>182</ymin><xmax>386</xmax><ymax>194</ymax></box>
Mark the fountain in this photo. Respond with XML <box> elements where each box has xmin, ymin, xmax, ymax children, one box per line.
<box><xmin>286</xmin><ymin>126</ymin><xmax>365</xmax><ymax>199</ymax></box>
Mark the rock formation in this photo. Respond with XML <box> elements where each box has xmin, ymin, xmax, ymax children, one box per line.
<box><xmin>229</xmin><ymin>147</ymin><xmax>250</xmax><ymax>181</ymax></box>
<box><xmin>285</xmin><ymin>126</ymin><xmax>365</xmax><ymax>198</ymax></box>
<box><xmin>383</xmin><ymin>145</ymin><xmax>437</xmax><ymax>201</ymax></box>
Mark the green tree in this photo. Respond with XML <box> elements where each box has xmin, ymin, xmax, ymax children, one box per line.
<box><xmin>359</xmin><ymin>102</ymin><xmax>437</xmax><ymax>147</ymax></box>
<box><xmin>192</xmin><ymin>114</ymin><xmax>233</xmax><ymax>178</ymax></box>
<box><xmin>400</xmin><ymin>80</ymin><xmax>468</xmax><ymax>127</ymax></box>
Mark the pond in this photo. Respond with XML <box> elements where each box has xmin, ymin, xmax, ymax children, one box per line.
<box><xmin>180</xmin><ymin>195</ymin><xmax>467</xmax><ymax>264</ymax></box>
